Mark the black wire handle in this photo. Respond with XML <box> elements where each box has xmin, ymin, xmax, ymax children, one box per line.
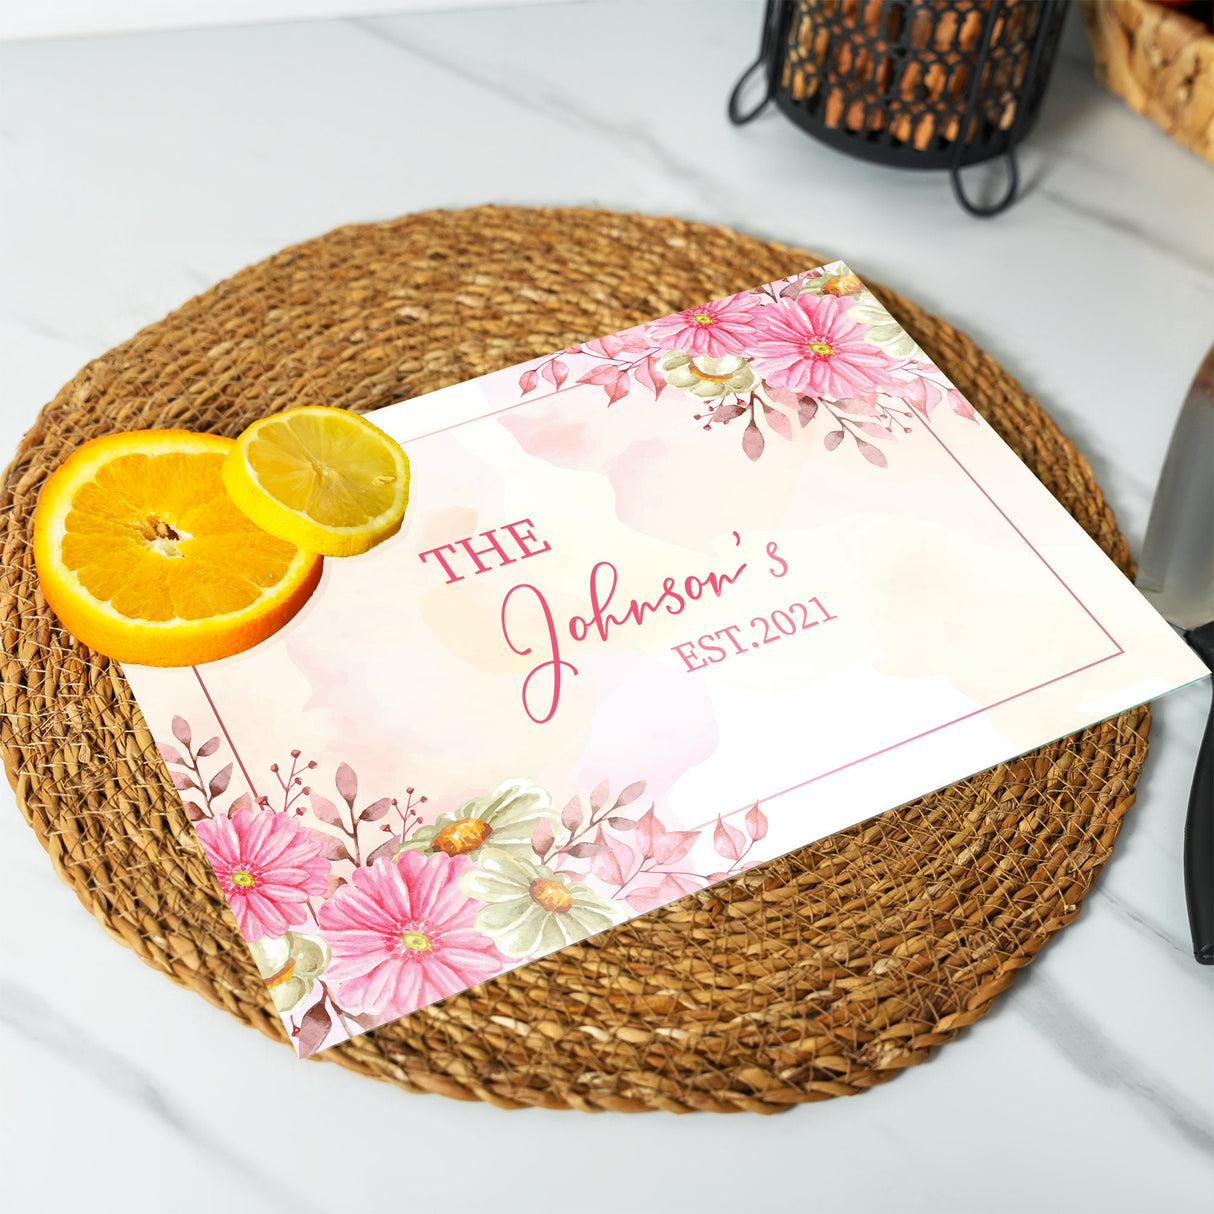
<box><xmin>947</xmin><ymin>0</ymin><xmax>1017</xmax><ymax>217</ymax></box>
<box><xmin>728</xmin><ymin>0</ymin><xmax>787</xmax><ymax>125</ymax></box>
<box><xmin>948</xmin><ymin>0</ymin><xmax>1059</xmax><ymax>217</ymax></box>
<box><xmin>950</xmin><ymin>147</ymin><xmax>1020</xmax><ymax>219</ymax></box>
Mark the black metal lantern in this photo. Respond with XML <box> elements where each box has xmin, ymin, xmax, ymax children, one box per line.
<box><xmin>729</xmin><ymin>0</ymin><xmax>1068</xmax><ymax>216</ymax></box>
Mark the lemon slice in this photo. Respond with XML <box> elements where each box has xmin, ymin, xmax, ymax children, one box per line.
<box><xmin>33</xmin><ymin>430</ymin><xmax>323</xmax><ymax>667</ymax></box>
<box><xmin>222</xmin><ymin>406</ymin><xmax>410</xmax><ymax>557</ymax></box>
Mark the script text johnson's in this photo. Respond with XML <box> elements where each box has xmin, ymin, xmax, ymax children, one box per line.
<box><xmin>415</xmin><ymin>518</ymin><xmax>828</xmax><ymax>725</ymax></box>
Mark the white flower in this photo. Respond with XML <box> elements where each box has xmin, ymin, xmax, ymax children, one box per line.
<box><xmin>794</xmin><ymin>266</ymin><xmax>917</xmax><ymax>358</ymax></box>
<box><xmin>396</xmin><ymin>777</ymin><xmax>558</xmax><ymax>862</ymax></box>
<box><xmin>248</xmin><ymin>931</ymin><xmax>331</xmax><ymax>1013</ymax></box>
<box><xmin>459</xmin><ymin>849</ymin><xmax>625</xmax><ymax>959</ymax></box>
<box><xmin>846</xmin><ymin>294</ymin><xmax>922</xmax><ymax>359</ymax></box>
<box><xmin>658</xmin><ymin>351</ymin><xmax>756</xmax><ymax>399</ymax></box>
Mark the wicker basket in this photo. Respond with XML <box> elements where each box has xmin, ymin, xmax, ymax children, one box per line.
<box><xmin>1081</xmin><ymin>0</ymin><xmax>1214</xmax><ymax>163</ymax></box>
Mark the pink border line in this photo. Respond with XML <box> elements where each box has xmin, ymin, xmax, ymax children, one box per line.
<box><xmin>916</xmin><ymin>412</ymin><xmax>1123</xmax><ymax>654</ymax></box>
<box><xmin>402</xmin><ymin>368</ymin><xmax>1127</xmax><ymax>827</ymax></box>
<box><xmin>689</xmin><ymin>412</ymin><xmax>1124</xmax><ymax>827</ymax></box>
<box><xmin>407</xmin><ymin>378</ymin><xmax>1124</xmax><ymax>648</ymax></box>
<box><xmin>688</xmin><ymin>650</ymin><xmax>1122</xmax><ymax>833</ymax></box>
<box><xmin>403</xmin><ymin>364</ymin><xmax>1118</xmax><ymax>652</ymax></box>
<box><xmin>405</xmin><ymin>385</ymin><xmax>569</xmax><ymax>443</ymax></box>
<box><xmin>194</xmin><ymin>346</ymin><xmax>1126</xmax><ymax>829</ymax></box>
<box><xmin>192</xmin><ymin>665</ymin><xmax>261</xmax><ymax>803</ymax></box>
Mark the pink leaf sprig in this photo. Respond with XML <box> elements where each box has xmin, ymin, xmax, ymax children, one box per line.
<box><xmin>531</xmin><ymin>783</ymin><xmax>712</xmax><ymax>914</ymax></box>
<box><xmin>603</xmin><ymin>804</ymin><xmax>708</xmax><ymax>913</ymax></box>
<box><xmin>157</xmin><ymin>714</ymin><xmax>247</xmax><ymax>821</ymax></box>
<box><xmin>530</xmin><ymin>778</ymin><xmax>649</xmax><ymax>873</ymax></box>
<box><xmin>887</xmin><ymin>362</ymin><xmax>976</xmax><ymax>422</ymax></box>
<box><xmin>265</xmin><ymin>748</ymin><xmax>318</xmax><ymax>815</ymax></box>
<box><xmin>512</xmin><ymin>272</ymin><xmax>981</xmax><ymax>467</ymax></box>
<box><xmin>752</xmin><ymin>270</ymin><xmax>823</xmax><ymax>304</ymax></box>
<box><xmin>292</xmin><ymin>978</ymin><xmax>376</xmax><ymax>1057</ymax></box>
<box><xmin>691</xmin><ymin>389</ymin><xmax>801</xmax><ymax>464</ymax></box>
<box><xmin>517</xmin><ymin>327</ymin><xmax>665</xmax><ymax>408</ymax></box>
<box><xmin>518</xmin><ymin>349</ymin><xmax>576</xmax><ymax>396</ymax></box>
<box><xmin>705</xmin><ymin>804</ymin><xmax>770</xmax><ymax>883</ymax></box>
<box><xmin>572</xmin><ymin>329</ymin><xmax>670</xmax><ymax>406</ymax></box>
<box><xmin>309</xmin><ymin>764</ymin><xmax>427</xmax><ymax>881</ymax></box>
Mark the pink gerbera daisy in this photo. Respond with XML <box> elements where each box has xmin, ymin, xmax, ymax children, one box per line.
<box><xmin>317</xmin><ymin>851</ymin><xmax>506</xmax><ymax>1020</ymax></box>
<box><xmin>195</xmin><ymin>807</ymin><xmax>329</xmax><ymax>942</ymax></box>
<box><xmin>750</xmin><ymin>292</ymin><xmax>895</xmax><ymax>401</ymax></box>
<box><xmin>645</xmin><ymin>292</ymin><xmax>762</xmax><ymax>357</ymax></box>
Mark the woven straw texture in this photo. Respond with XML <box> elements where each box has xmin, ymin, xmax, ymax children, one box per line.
<box><xmin>1081</xmin><ymin>0</ymin><xmax>1214</xmax><ymax>165</ymax></box>
<box><xmin>1</xmin><ymin>206</ymin><xmax>1149</xmax><ymax>1113</ymax></box>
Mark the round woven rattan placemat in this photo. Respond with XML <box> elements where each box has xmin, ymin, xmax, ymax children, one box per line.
<box><xmin>1</xmin><ymin>206</ymin><xmax>1149</xmax><ymax>1113</ymax></box>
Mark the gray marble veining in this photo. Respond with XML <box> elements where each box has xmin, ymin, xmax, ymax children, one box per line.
<box><xmin>1094</xmin><ymin>883</ymin><xmax>1199</xmax><ymax>967</ymax></box>
<box><xmin>1016</xmin><ymin>969</ymin><xmax>1214</xmax><ymax>1159</ymax></box>
<box><xmin>348</xmin><ymin>13</ymin><xmax>751</xmax><ymax>224</ymax></box>
<box><xmin>1037</xmin><ymin>186</ymin><xmax>1214</xmax><ymax>279</ymax></box>
<box><xmin>1</xmin><ymin>981</ymin><xmax>318</xmax><ymax>1214</ymax></box>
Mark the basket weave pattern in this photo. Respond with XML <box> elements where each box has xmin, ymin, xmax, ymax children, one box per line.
<box><xmin>1081</xmin><ymin>0</ymin><xmax>1214</xmax><ymax>164</ymax></box>
<box><xmin>0</xmin><ymin>207</ymin><xmax>1148</xmax><ymax>1113</ymax></box>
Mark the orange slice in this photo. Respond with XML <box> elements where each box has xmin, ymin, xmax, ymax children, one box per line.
<box><xmin>221</xmin><ymin>406</ymin><xmax>410</xmax><ymax>557</ymax></box>
<box><xmin>33</xmin><ymin>430</ymin><xmax>323</xmax><ymax>666</ymax></box>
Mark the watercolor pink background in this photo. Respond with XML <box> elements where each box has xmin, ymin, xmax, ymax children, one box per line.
<box><xmin>124</xmin><ymin>264</ymin><xmax>1205</xmax><ymax>1055</ymax></box>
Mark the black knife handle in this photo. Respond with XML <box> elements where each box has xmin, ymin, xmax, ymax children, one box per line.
<box><xmin>1183</xmin><ymin>621</ymin><xmax>1214</xmax><ymax>965</ymax></box>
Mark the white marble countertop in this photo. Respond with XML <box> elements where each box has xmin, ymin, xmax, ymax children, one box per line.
<box><xmin>2</xmin><ymin>4</ymin><xmax>1212</xmax><ymax>1211</ymax></box>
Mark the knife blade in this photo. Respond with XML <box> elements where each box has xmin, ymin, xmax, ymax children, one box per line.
<box><xmin>1137</xmin><ymin>343</ymin><xmax>1214</xmax><ymax>964</ymax></box>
